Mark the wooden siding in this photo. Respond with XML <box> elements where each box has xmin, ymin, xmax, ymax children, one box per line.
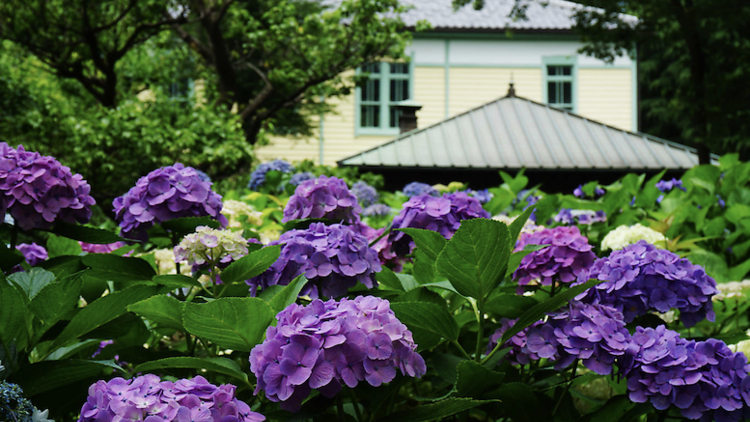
<box><xmin>413</xmin><ymin>67</ymin><xmax>445</xmax><ymax>127</ymax></box>
<box><xmin>448</xmin><ymin>68</ymin><xmax>543</xmax><ymax>116</ymax></box>
<box><xmin>577</xmin><ymin>68</ymin><xmax>633</xmax><ymax>131</ymax></box>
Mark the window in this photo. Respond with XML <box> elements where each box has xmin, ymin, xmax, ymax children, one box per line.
<box><xmin>357</xmin><ymin>62</ymin><xmax>412</xmax><ymax>135</ymax></box>
<box><xmin>543</xmin><ymin>57</ymin><xmax>576</xmax><ymax>112</ymax></box>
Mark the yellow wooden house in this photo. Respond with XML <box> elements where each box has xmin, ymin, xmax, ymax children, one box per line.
<box><xmin>256</xmin><ymin>0</ymin><xmax>639</xmax><ymax>166</ymax></box>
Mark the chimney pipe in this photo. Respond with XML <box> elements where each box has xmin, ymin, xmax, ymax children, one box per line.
<box><xmin>395</xmin><ymin>100</ymin><xmax>423</xmax><ymax>134</ymax></box>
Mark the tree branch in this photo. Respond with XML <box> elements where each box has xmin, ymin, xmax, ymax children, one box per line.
<box><xmin>172</xmin><ymin>24</ymin><xmax>214</xmax><ymax>64</ymax></box>
<box><xmin>239</xmin><ymin>63</ymin><xmax>274</xmax><ymax>120</ymax></box>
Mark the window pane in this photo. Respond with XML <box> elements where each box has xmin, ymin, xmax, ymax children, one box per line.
<box><xmin>547</xmin><ymin>66</ymin><xmax>558</xmax><ymax>76</ymax></box>
<box><xmin>362</xmin><ymin>63</ymin><xmax>380</xmax><ymax>74</ymax></box>
<box><xmin>390</xmin><ymin>63</ymin><xmax>409</xmax><ymax>74</ymax></box>
<box><xmin>562</xmin><ymin>66</ymin><xmax>572</xmax><ymax>76</ymax></box>
<box><xmin>361</xmin><ymin>106</ymin><xmax>380</xmax><ymax>127</ymax></box>
<box><xmin>361</xmin><ymin>79</ymin><xmax>380</xmax><ymax>102</ymax></box>
<box><xmin>548</xmin><ymin>82</ymin><xmax>557</xmax><ymax>103</ymax></box>
<box><xmin>390</xmin><ymin>79</ymin><xmax>409</xmax><ymax>102</ymax></box>
<box><xmin>563</xmin><ymin>82</ymin><xmax>572</xmax><ymax>104</ymax></box>
<box><xmin>389</xmin><ymin>107</ymin><xmax>401</xmax><ymax>128</ymax></box>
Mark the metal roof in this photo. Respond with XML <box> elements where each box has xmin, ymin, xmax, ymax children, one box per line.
<box><xmin>338</xmin><ymin>95</ymin><xmax>714</xmax><ymax>170</ymax></box>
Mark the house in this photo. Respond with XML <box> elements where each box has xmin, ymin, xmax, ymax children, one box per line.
<box><xmin>255</xmin><ymin>0</ymin><xmax>639</xmax><ymax>167</ymax></box>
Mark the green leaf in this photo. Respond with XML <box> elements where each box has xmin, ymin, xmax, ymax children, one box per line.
<box><xmin>381</xmin><ymin>398</ymin><xmax>493</xmax><ymax>422</ymax></box>
<box><xmin>38</xmin><ymin>256</ymin><xmax>84</xmax><ymax>278</ymax></box>
<box><xmin>282</xmin><ymin>218</ymin><xmax>338</xmax><ymax>232</ymax></box>
<box><xmin>0</xmin><ymin>243</ymin><xmax>23</xmax><ymax>272</ymax></box>
<box><xmin>133</xmin><ymin>357</ymin><xmax>249</xmax><ymax>384</ymax></box>
<box><xmin>82</xmin><ymin>254</ymin><xmax>156</xmax><ymax>282</ymax></box>
<box><xmin>51</xmin><ymin>221</ymin><xmax>125</xmax><ymax>244</ymax></box>
<box><xmin>128</xmin><ymin>295</ymin><xmax>185</xmax><ymax>331</ymax></box>
<box><xmin>29</xmin><ymin>272</ymin><xmax>84</xmax><ymax>334</ymax></box>
<box><xmin>50</xmin><ymin>285</ymin><xmax>162</xmax><ymax>351</ymax></box>
<box><xmin>267</xmin><ymin>275</ymin><xmax>307</xmax><ymax>313</ymax></box>
<box><xmin>160</xmin><ymin>216</ymin><xmax>221</xmax><ymax>240</ymax></box>
<box><xmin>500</xmin><ymin>278</ymin><xmax>604</xmax><ymax>346</ymax></box>
<box><xmin>183</xmin><ymin>297</ymin><xmax>275</xmax><ymax>352</ymax></box>
<box><xmin>12</xmin><ymin>360</ymin><xmax>124</xmax><ymax>396</ymax></box>
<box><xmin>485</xmin><ymin>294</ymin><xmax>538</xmax><ymax>319</ymax></box>
<box><xmin>508</xmin><ymin>206</ymin><xmax>534</xmax><ymax>246</ymax></box>
<box><xmin>494</xmin><ymin>383</ymin><xmax>544</xmax><ymax>422</ymax></box>
<box><xmin>46</xmin><ymin>234</ymin><xmax>83</xmax><ymax>258</ymax></box>
<box><xmin>436</xmin><ymin>219</ymin><xmax>510</xmax><ymax>300</ymax></box>
<box><xmin>390</xmin><ymin>301</ymin><xmax>459</xmax><ymax>342</ymax></box>
<box><xmin>0</xmin><ymin>278</ymin><xmax>28</xmax><ymax>348</ymax></box>
<box><xmin>413</xmin><ymin>249</ymin><xmax>439</xmax><ymax>284</ymax></box>
<box><xmin>220</xmin><ymin>246</ymin><xmax>281</xmax><ymax>284</ymax></box>
<box><xmin>396</xmin><ymin>228</ymin><xmax>447</xmax><ymax>261</ymax></box>
<box><xmin>7</xmin><ymin>268</ymin><xmax>56</xmax><ymax>302</ymax></box>
<box><xmin>455</xmin><ymin>360</ymin><xmax>504</xmax><ymax>399</ymax></box>
<box><xmin>376</xmin><ymin>266</ymin><xmax>405</xmax><ymax>291</ymax></box>
<box><xmin>151</xmin><ymin>274</ymin><xmax>202</xmax><ymax>289</ymax></box>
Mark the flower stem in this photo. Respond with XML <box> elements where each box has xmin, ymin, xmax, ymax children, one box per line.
<box><xmin>475</xmin><ymin>297</ymin><xmax>485</xmax><ymax>362</ymax></box>
<box><xmin>348</xmin><ymin>389</ymin><xmax>363</xmax><ymax>422</ymax></box>
<box><xmin>552</xmin><ymin>359</ymin><xmax>578</xmax><ymax>415</ymax></box>
<box><xmin>336</xmin><ymin>395</ymin><xmax>346</xmax><ymax>421</ymax></box>
<box><xmin>451</xmin><ymin>340</ymin><xmax>472</xmax><ymax>360</ymax></box>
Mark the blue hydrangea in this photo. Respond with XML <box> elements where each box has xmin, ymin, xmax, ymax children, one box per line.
<box><xmin>466</xmin><ymin>189</ymin><xmax>494</xmax><ymax>204</ymax></box>
<box><xmin>248</xmin><ymin>160</ymin><xmax>295</xmax><ymax>190</ymax></box>
<box><xmin>362</xmin><ymin>204</ymin><xmax>392</xmax><ymax>217</ymax></box>
<box><xmin>289</xmin><ymin>172</ymin><xmax>315</xmax><ymax>186</ymax></box>
<box><xmin>351</xmin><ymin>181</ymin><xmax>379</xmax><ymax>207</ymax></box>
<box><xmin>402</xmin><ymin>182</ymin><xmax>438</xmax><ymax>197</ymax></box>
<box><xmin>0</xmin><ymin>381</ymin><xmax>34</xmax><ymax>422</ymax></box>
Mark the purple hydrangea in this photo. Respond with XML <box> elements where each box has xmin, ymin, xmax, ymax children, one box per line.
<box><xmin>283</xmin><ymin>176</ymin><xmax>361</xmax><ymax>223</ymax></box>
<box><xmin>389</xmin><ymin>192</ymin><xmax>490</xmax><ymax>257</ymax></box>
<box><xmin>574</xmin><ymin>185</ymin><xmax>605</xmax><ymax>198</ymax></box>
<box><xmin>487</xmin><ymin>318</ymin><xmax>543</xmax><ymax>365</ymax></box>
<box><xmin>352</xmin><ymin>221</ymin><xmax>404</xmax><ymax>272</ymax></box>
<box><xmin>402</xmin><ymin>182</ymin><xmax>438</xmax><ymax>197</ymax></box>
<box><xmin>78</xmin><ymin>375</ymin><xmax>264</xmax><ymax>422</ymax></box>
<box><xmin>513</xmin><ymin>226</ymin><xmax>596</xmax><ymax>291</ymax></box>
<box><xmin>468</xmin><ymin>189</ymin><xmax>494</xmax><ymax>204</ymax></box>
<box><xmin>553</xmin><ymin>209</ymin><xmax>607</xmax><ymax>225</ymax></box>
<box><xmin>627</xmin><ymin>326</ymin><xmax>750</xmax><ymax>422</ymax></box>
<box><xmin>79</xmin><ymin>241</ymin><xmax>126</xmax><ymax>254</ymax></box>
<box><xmin>16</xmin><ymin>243</ymin><xmax>48</xmax><ymax>267</ymax></box>
<box><xmin>362</xmin><ymin>204</ymin><xmax>391</xmax><ymax>217</ymax></box>
<box><xmin>250</xmin><ymin>296</ymin><xmax>426</xmax><ymax>412</ymax></box>
<box><xmin>0</xmin><ymin>143</ymin><xmax>96</xmax><ymax>230</ymax></box>
<box><xmin>248</xmin><ymin>159</ymin><xmax>295</xmax><ymax>191</ymax></box>
<box><xmin>351</xmin><ymin>181</ymin><xmax>379</xmax><ymax>208</ymax></box>
<box><xmin>247</xmin><ymin>223</ymin><xmax>381</xmax><ymax>299</ymax></box>
<box><xmin>289</xmin><ymin>172</ymin><xmax>315</xmax><ymax>186</ymax></box>
<box><xmin>656</xmin><ymin>178</ymin><xmax>686</xmax><ymax>193</ymax></box>
<box><xmin>579</xmin><ymin>240</ymin><xmax>718</xmax><ymax>327</ymax></box>
<box><xmin>113</xmin><ymin>163</ymin><xmax>227</xmax><ymax>241</ymax></box>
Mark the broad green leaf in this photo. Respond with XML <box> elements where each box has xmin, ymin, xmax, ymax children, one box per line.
<box><xmin>45</xmin><ymin>339</ymin><xmax>101</xmax><ymax>361</ymax></box>
<box><xmin>160</xmin><ymin>216</ymin><xmax>221</xmax><ymax>240</ymax></box>
<box><xmin>382</xmin><ymin>398</ymin><xmax>493</xmax><ymax>422</ymax></box>
<box><xmin>151</xmin><ymin>274</ymin><xmax>202</xmax><ymax>289</ymax></box>
<box><xmin>0</xmin><ymin>278</ymin><xmax>28</xmax><ymax>348</ymax></box>
<box><xmin>82</xmin><ymin>254</ymin><xmax>156</xmax><ymax>282</ymax></box>
<box><xmin>38</xmin><ymin>256</ymin><xmax>84</xmax><ymax>278</ymax></box>
<box><xmin>500</xmin><ymin>278</ymin><xmax>604</xmax><ymax>346</ymax></box>
<box><xmin>376</xmin><ymin>267</ymin><xmax>405</xmax><ymax>291</ymax></box>
<box><xmin>183</xmin><ymin>297</ymin><xmax>274</xmax><ymax>352</ymax></box>
<box><xmin>50</xmin><ymin>285</ymin><xmax>162</xmax><ymax>351</ymax></box>
<box><xmin>133</xmin><ymin>357</ymin><xmax>249</xmax><ymax>384</ymax></box>
<box><xmin>508</xmin><ymin>206</ymin><xmax>535</xmax><ymax>246</ymax></box>
<box><xmin>267</xmin><ymin>275</ymin><xmax>307</xmax><ymax>313</ymax></box>
<box><xmin>51</xmin><ymin>221</ymin><xmax>125</xmax><ymax>244</ymax></box>
<box><xmin>0</xmin><ymin>243</ymin><xmax>23</xmax><ymax>272</ymax></box>
<box><xmin>494</xmin><ymin>383</ymin><xmax>544</xmax><ymax>422</ymax></box>
<box><xmin>13</xmin><ymin>360</ymin><xmax>124</xmax><ymax>396</ymax></box>
<box><xmin>436</xmin><ymin>219</ymin><xmax>510</xmax><ymax>300</ymax></box>
<box><xmin>392</xmin><ymin>287</ymin><xmax>446</xmax><ymax>307</ymax></box>
<box><xmin>588</xmin><ymin>395</ymin><xmax>637</xmax><ymax>422</ymax></box>
<box><xmin>29</xmin><ymin>272</ymin><xmax>84</xmax><ymax>334</ymax></box>
<box><xmin>396</xmin><ymin>228</ymin><xmax>447</xmax><ymax>261</ymax></box>
<box><xmin>46</xmin><ymin>234</ymin><xmax>83</xmax><ymax>258</ymax></box>
<box><xmin>390</xmin><ymin>301</ymin><xmax>458</xmax><ymax>342</ymax></box>
<box><xmin>455</xmin><ymin>360</ymin><xmax>504</xmax><ymax>399</ymax></box>
<box><xmin>7</xmin><ymin>268</ymin><xmax>56</xmax><ymax>302</ymax></box>
<box><xmin>128</xmin><ymin>295</ymin><xmax>185</xmax><ymax>331</ymax></box>
<box><xmin>486</xmin><ymin>294</ymin><xmax>538</xmax><ymax>319</ymax></box>
<box><xmin>413</xmin><ymin>249</ymin><xmax>439</xmax><ymax>284</ymax></box>
<box><xmin>220</xmin><ymin>246</ymin><xmax>281</xmax><ymax>284</ymax></box>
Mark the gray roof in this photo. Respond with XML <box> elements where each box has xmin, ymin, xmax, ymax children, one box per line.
<box><xmin>338</xmin><ymin>95</ymin><xmax>714</xmax><ymax>170</ymax></box>
<box><xmin>398</xmin><ymin>0</ymin><xmax>638</xmax><ymax>32</ymax></box>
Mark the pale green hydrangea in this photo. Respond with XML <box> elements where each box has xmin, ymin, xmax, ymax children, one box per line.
<box><xmin>601</xmin><ymin>224</ymin><xmax>666</xmax><ymax>251</ymax></box>
<box><xmin>174</xmin><ymin>226</ymin><xmax>249</xmax><ymax>266</ymax></box>
<box><xmin>713</xmin><ymin>280</ymin><xmax>750</xmax><ymax>302</ymax></box>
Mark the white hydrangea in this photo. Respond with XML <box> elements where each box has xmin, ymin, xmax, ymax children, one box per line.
<box><xmin>492</xmin><ymin>214</ymin><xmax>544</xmax><ymax>235</ymax></box>
<box><xmin>152</xmin><ymin>248</ymin><xmax>191</xmax><ymax>276</ymax></box>
<box><xmin>713</xmin><ymin>280</ymin><xmax>750</xmax><ymax>302</ymax></box>
<box><xmin>32</xmin><ymin>408</ymin><xmax>54</xmax><ymax>422</ymax></box>
<box><xmin>221</xmin><ymin>199</ymin><xmax>263</xmax><ymax>229</ymax></box>
<box><xmin>0</xmin><ymin>359</ymin><xmax>4</xmax><ymax>372</ymax></box>
<box><xmin>601</xmin><ymin>224</ymin><xmax>667</xmax><ymax>251</ymax></box>
<box><xmin>174</xmin><ymin>226</ymin><xmax>249</xmax><ymax>266</ymax></box>
<box><xmin>729</xmin><ymin>330</ymin><xmax>750</xmax><ymax>358</ymax></box>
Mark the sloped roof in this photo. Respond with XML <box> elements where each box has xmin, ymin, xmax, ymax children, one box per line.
<box><xmin>398</xmin><ymin>0</ymin><xmax>638</xmax><ymax>32</ymax></box>
<box><xmin>338</xmin><ymin>95</ymin><xmax>714</xmax><ymax>170</ymax></box>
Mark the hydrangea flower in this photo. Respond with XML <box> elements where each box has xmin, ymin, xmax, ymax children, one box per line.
<box><xmin>600</xmin><ymin>224</ymin><xmax>666</xmax><ymax>251</ymax></box>
<box><xmin>248</xmin><ymin>159</ymin><xmax>295</xmax><ymax>191</ymax></box>
<box><xmin>174</xmin><ymin>226</ymin><xmax>249</xmax><ymax>267</ymax></box>
<box><xmin>553</xmin><ymin>209</ymin><xmax>606</xmax><ymax>225</ymax></box>
<box><xmin>282</xmin><ymin>176</ymin><xmax>361</xmax><ymax>223</ymax></box>
<box><xmin>289</xmin><ymin>172</ymin><xmax>315</xmax><ymax>187</ymax></box>
<box><xmin>389</xmin><ymin>192</ymin><xmax>490</xmax><ymax>257</ymax></box>
<box><xmin>466</xmin><ymin>189</ymin><xmax>494</xmax><ymax>204</ymax></box>
<box><xmin>250</xmin><ymin>296</ymin><xmax>426</xmax><ymax>412</ymax></box>
<box><xmin>247</xmin><ymin>223</ymin><xmax>381</xmax><ymax>298</ymax></box>
<box><xmin>352</xmin><ymin>221</ymin><xmax>404</xmax><ymax>272</ymax></box>
<box><xmin>579</xmin><ymin>240</ymin><xmax>718</xmax><ymax>327</ymax></box>
<box><xmin>626</xmin><ymin>326</ymin><xmax>750</xmax><ymax>422</ymax></box>
<box><xmin>714</xmin><ymin>280</ymin><xmax>750</xmax><ymax>302</ymax></box>
<box><xmin>656</xmin><ymin>178</ymin><xmax>686</xmax><ymax>193</ymax></box>
<box><xmin>492</xmin><ymin>214</ymin><xmax>543</xmax><ymax>235</ymax></box>
<box><xmin>402</xmin><ymin>182</ymin><xmax>438</xmax><ymax>197</ymax></box>
<box><xmin>78</xmin><ymin>375</ymin><xmax>264</xmax><ymax>422</ymax></box>
<box><xmin>113</xmin><ymin>163</ymin><xmax>227</xmax><ymax>241</ymax></box>
<box><xmin>221</xmin><ymin>199</ymin><xmax>263</xmax><ymax>230</ymax></box>
<box><xmin>351</xmin><ymin>181</ymin><xmax>379</xmax><ymax>208</ymax></box>
<box><xmin>362</xmin><ymin>204</ymin><xmax>391</xmax><ymax>217</ymax></box>
<box><xmin>79</xmin><ymin>241</ymin><xmax>126</xmax><ymax>254</ymax></box>
<box><xmin>487</xmin><ymin>318</ymin><xmax>543</xmax><ymax>365</ymax></box>
<box><xmin>16</xmin><ymin>243</ymin><xmax>48</xmax><ymax>267</ymax></box>
<box><xmin>512</xmin><ymin>226</ymin><xmax>596</xmax><ymax>291</ymax></box>
<box><xmin>194</xmin><ymin>169</ymin><xmax>211</xmax><ymax>183</ymax></box>
<box><xmin>574</xmin><ymin>185</ymin><xmax>605</xmax><ymax>198</ymax></box>
<box><xmin>0</xmin><ymin>143</ymin><xmax>96</xmax><ymax>230</ymax></box>
<box><xmin>1</xmin><ymin>381</ymin><xmax>34</xmax><ymax>422</ymax></box>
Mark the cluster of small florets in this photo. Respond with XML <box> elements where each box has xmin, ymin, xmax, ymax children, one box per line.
<box><xmin>402</xmin><ymin>182</ymin><xmax>438</xmax><ymax>197</ymax></box>
<box><xmin>492</xmin><ymin>214</ymin><xmax>544</xmax><ymax>234</ymax></box>
<box><xmin>351</xmin><ymin>181</ymin><xmax>379</xmax><ymax>208</ymax></box>
<box><xmin>79</xmin><ymin>241</ymin><xmax>126</xmax><ymax>254</ymax></box>
<box><xmin>389</xmin><ymin>192</ymin><xmax>490</xmax><ymax>257</ymax></box>
<box><xmin>574</xmin><ymin>185</ymin><xmax>605</xmax><ymax>198</ymax></box>
<box><xmin>465</xmin><ymin>189</ymin><xmax>494</xmax><ymax>204</ymax></box>
<box><xmin>78</xmin><ymin>375</ymin><xmax>264</xmax><ymax>422</ymax></box>
<box><xmin>247</xmin><ymin>159</ymin><xmax>295</xmax><ymax>191</ymax></box>
<box><xmin>16</xmin><ymin>243</ymin><xmax>48</xmax><ymax>266</ymax></box>
<box><xmin>486</xmin><ymin>318</ymin><xmax>542</xmax><ymax>365</ymax></box>
<box><xmin>250</xmin><ymin>296</ymin><xmax>426</xmax><ymax>412</ymax></box>
<box><xmin>0</xmin><ymin>381</ymin><xmax>34</xmax><ymax>422</ymax></box>
<box><xmin>221</xmin><ymin>199</ymin><xmax>263</xmax><ymax>229</ymax></box>
<box><xmin>113</xmin><ymin>163</ymin><xmax>227</xmax><ymax>241</ymax></box>
<box><xmin>512</xmin><ymin>226</ymin><xmax>596</xmax><ymax>291</ymax></box>
<box><xmin>579</xmin><ymin>241</ymin><xmax>718</xmax><ymax>327</ymax></box>
<box><xmin>656</xmin><ymin>178</ymin><xmax>687</xmax><ymax>203</ymax></box>
<box><xmin>289</xmin><ymin>172</ymin><xmax>315</xmax><ymax>187</ymax></box>
<box><xmin>247</xmin><ymin>223</ymin><xmax>381</xmax><ymax>298</ymax></box>
<box><xmin>626</xmin><ymin>326</ymin><xmax>750</xmax><ymax>422</ymax></box>
<box><xmin>600</xmin><ymin>224</ymin><xmax>666</xmax><ymax>251</ymax></box>
<box><xmin>0</xmin><ymin>143</ymin><xmax>96</xmax><ymax>230</ymax></box>
<box><xmin>714</xmin><ymin>280</ymin><xmax>750</xmax><ymax>302</ymax></box>
<box><xmin>352</xmin><ymin>222</ymin><xmax>405</xmax><ymax>272</ymax></box>
<box><xmin>553</xmin><ymin>209</ymin><xmax>607</xmax><ymax>225</ymax></box>
<box><xmin>283</xmin><ymin>176</ymin><xmax>361</xmax><ymax>223</ymax></box>
<box><xmin>174</xmin><ymin>226</ymin><xmax>249</xmax><ymax>267</ymax></box>
<box><xmin>362</xmin><ymin>204</ymin><xmax>392</xmax><ymax>217</ymax></box>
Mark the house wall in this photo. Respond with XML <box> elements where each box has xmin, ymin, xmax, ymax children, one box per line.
<box><xmin>256</xmin><ymin>35</ymin><xmax>637</xmax><ymax>165</ymax></box>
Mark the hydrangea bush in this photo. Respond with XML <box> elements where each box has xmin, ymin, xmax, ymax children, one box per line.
<box><xmin>282</xmin><ymin>175</ymin><xmax>361</xmax><ymax>223</ymax></box>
